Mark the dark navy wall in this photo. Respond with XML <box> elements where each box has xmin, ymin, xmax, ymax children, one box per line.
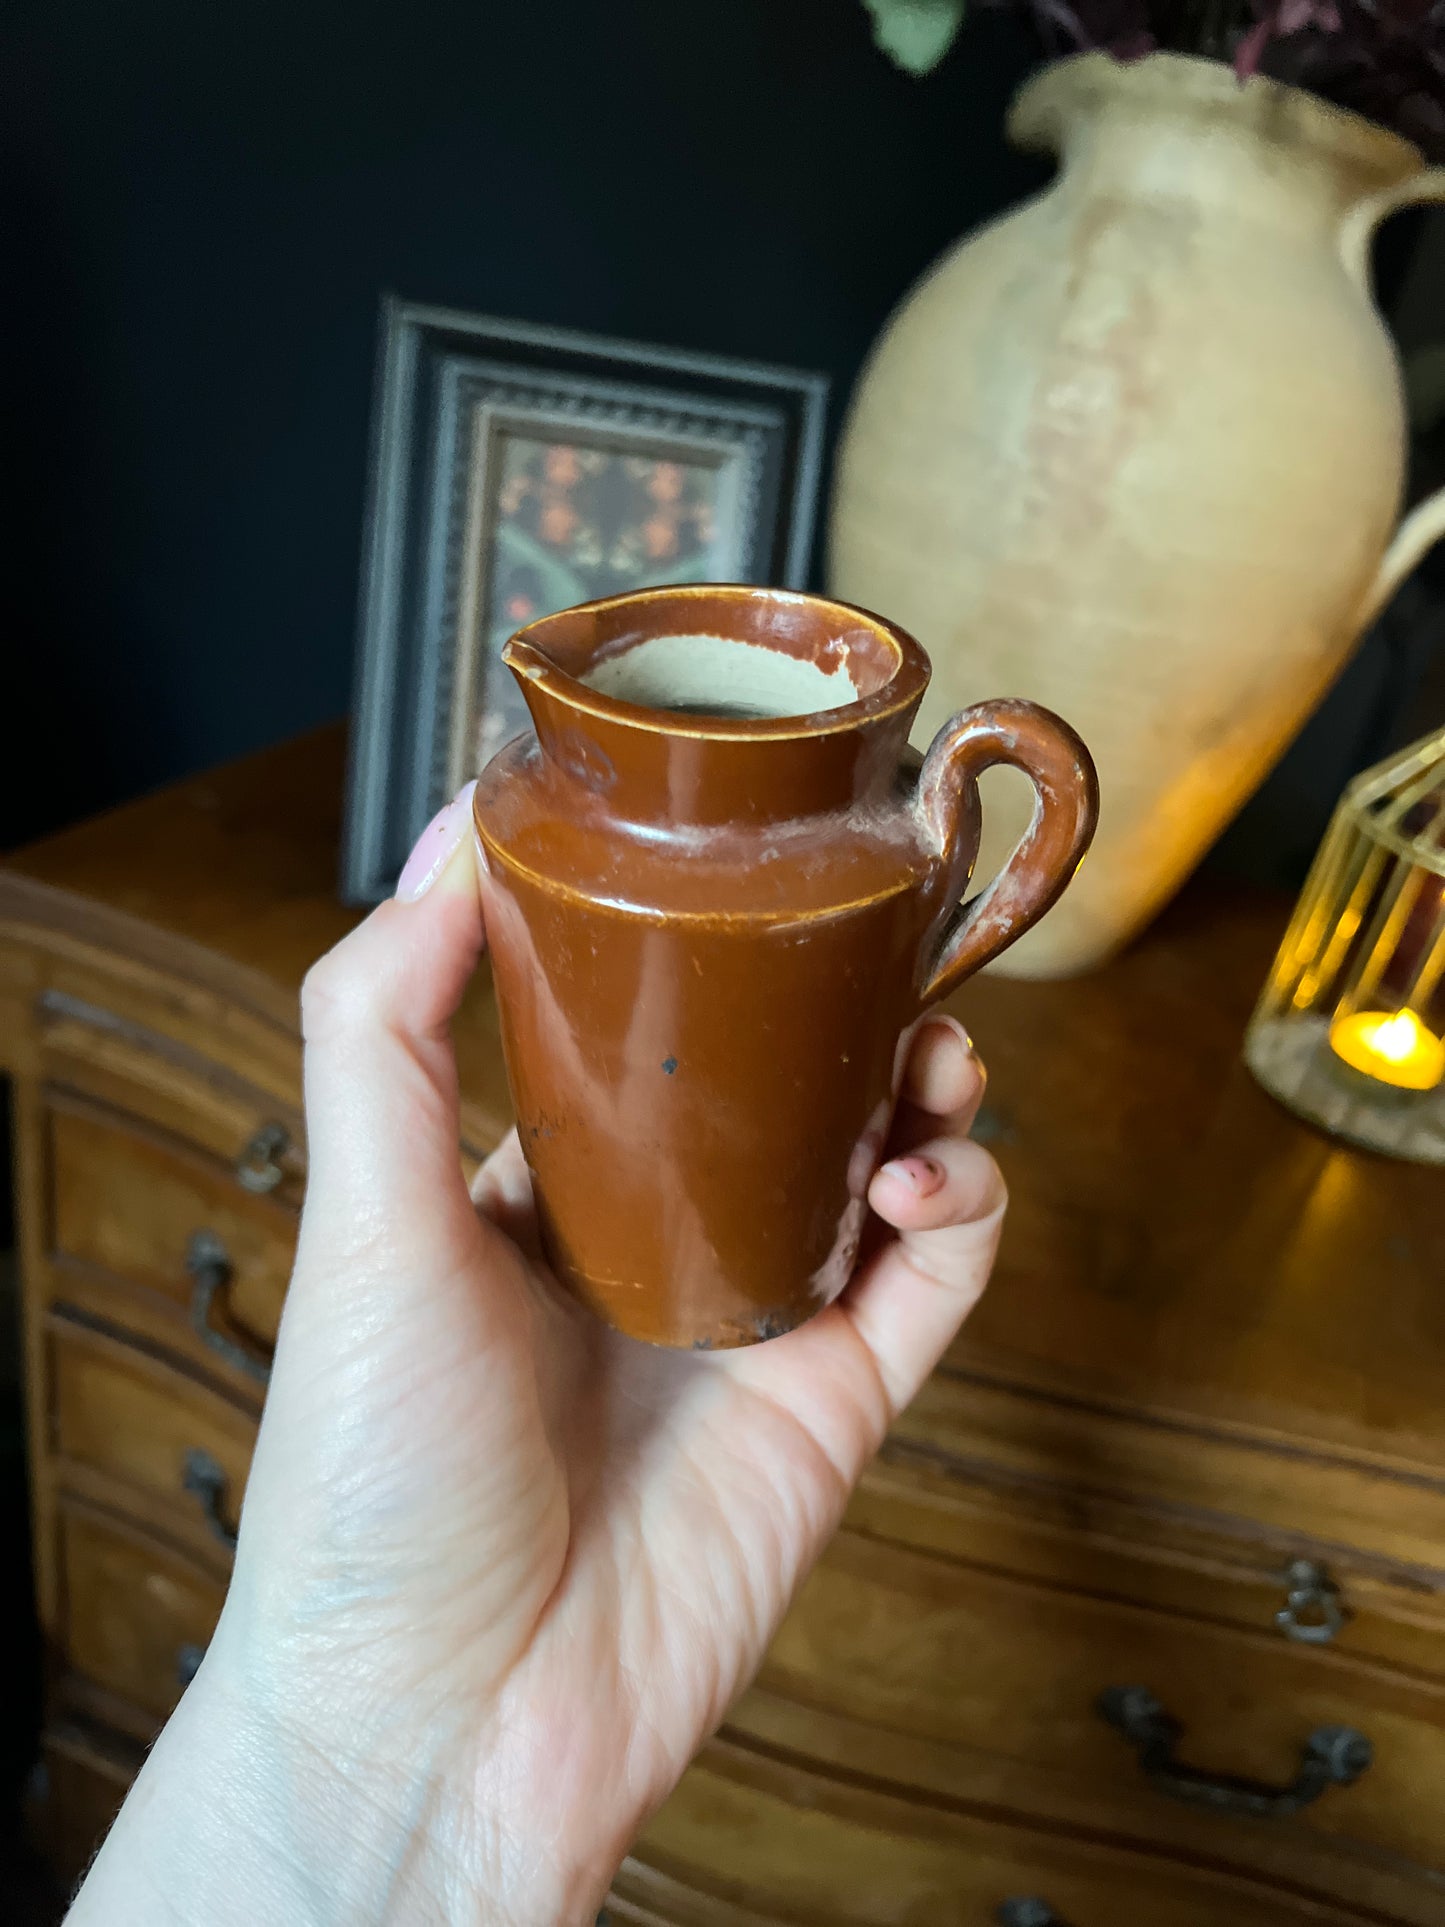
<box><xmin>2</xmin><ymin>0</ymin><xmax>1439</xmax><ymax>875</ymax></box>
<box><xmin>1</xmin><ymin>0</ymin><xmax>1043</xmax><ymax>846</ymax></box>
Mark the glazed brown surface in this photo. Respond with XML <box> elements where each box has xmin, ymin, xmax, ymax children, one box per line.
<box><xmin>474</xmin><ymin>585</ymin><xmax>1096</xmax><ymax>1347</ymax></box>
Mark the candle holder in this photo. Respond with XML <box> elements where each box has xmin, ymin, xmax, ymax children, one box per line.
<box><xmin>1245</xmin><ymin>725</ymin><xmax>1445</xmax><ymax>1164</ymax></box>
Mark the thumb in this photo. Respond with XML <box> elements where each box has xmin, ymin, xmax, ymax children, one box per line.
<box><xmin>295</xmin><ymin>782</ymin><xmax>490</xmax><ymax>1273</ymax></box>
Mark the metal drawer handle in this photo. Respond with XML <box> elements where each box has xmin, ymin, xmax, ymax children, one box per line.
<box><xmin>175</xmin><ymin>1642</ymin><xmax>206</xmax><ymax>1688</ymax></box>
<box><xmin>998</xmin><ymin>1902</ymin><xmax>1071</xmax><ymax>1926</ymax></box>
<box><xmin>1098</xmin><ymin>1685</ymin><xmax>1372</xmax><ymax>1819</ymax></box>
<box><xmin>181</xmin><ymin>1447</ymin><xmax>239</xmax><ymax>1552</ymax></box>
<box><xmin>236</xmin><ymin>1122</ymin><xmax>290</xmax><ymax>1194</ymax></box>
<box><xmin>186</xmin><ymin>1230</ymin><xmax>272</xmax><ymax>1385</ymax></box>
<box><xmin>1276</xmin><ymin>1558</ymin><xmax>1347</xmax><ymax>1644</ymax></box>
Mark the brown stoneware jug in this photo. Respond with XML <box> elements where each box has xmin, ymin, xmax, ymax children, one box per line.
<box><xmin>472</xmin><ymin>585</ymin><xmax>1097</xmax><ymax>1348</ymax></box>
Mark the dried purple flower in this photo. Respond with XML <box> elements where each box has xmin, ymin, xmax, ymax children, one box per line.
<box><xmin>1236</xmin><ymin>0</ymin><xmax>1343</xmax><ymax>82</ymax></box>
<box><xmin>991</xmin><ymin>0</ymin><xmax>1445</xmax><ymax>150</ymax></box>
<box><xmin>864</xmin><ymin>0</ymin><xmax>1445</xmax><ymax>153</ymax></box>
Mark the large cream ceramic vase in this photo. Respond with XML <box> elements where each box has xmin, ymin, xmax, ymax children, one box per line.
<box><xmin>830</xmin><ymin>51</ymin><xmax>1445</xmax><ymax>976</ymax></box>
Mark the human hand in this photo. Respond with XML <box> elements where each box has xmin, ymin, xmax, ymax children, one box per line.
<box><xmin>70</xmin><ymin>788</ymin><xmax>1005</xmax><ymax>1927</ymax></box>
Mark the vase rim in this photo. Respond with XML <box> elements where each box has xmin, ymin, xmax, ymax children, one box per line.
<box><xmin>1011</xmin><ymin>50</ymin><xmax>1425</xmax><ymax>183</ymax></box>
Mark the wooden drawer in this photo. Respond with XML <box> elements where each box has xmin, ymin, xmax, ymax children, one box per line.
<box><xmin>59</xmin><ymin>1502</ymin><xmax>227</xmax><ymax>1722</ymax></box>
<box><xmin>32</xmin><ymin>1722</ymin><xmax>139</xmax><ymax>1888</ymax></box>
<box><xmin>759</xmin><ymin>1527</ymin><xmax>1445</xmax><ymax>1880</ymax></box>
<box><xmin>0</xmin><ymin>933</ymin><xmax>308</xmax><ymax>1123</ymax></box>
<box><xmin>889</xmin><ymin>1370</ymin><xmax>1445</xmax><ymax>1603</ymax></box>
<box><xmin>37</xmin><ymin>984</ymin><xmax>304</xmax><ymax>1199</ymax></box>
<box><xmin>853</xmin><ymin>1447</ymin><xmax>1445</xmax><ymax>1684</ymax></box>
<box><xmin>627</xmin><ymin>1733</ymin><xmax>1377</xmax><ymax>1926</ymax></box>
<box><xmin>51</xmin><ymin>1314</ymin><xmax>255</xmax><ymax>1555</ymax></box>
<box><xmin>46</xmin><ymin>1090</ymin><xmax>292</xmax><ymax>1385</ymax></box>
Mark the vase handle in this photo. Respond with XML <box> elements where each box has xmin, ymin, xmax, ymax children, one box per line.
<box><xmin>916</xmin><ymin>699</ymin><xmax>1098</xmax><ymax>1003</ymax></box>
<box><xmin>1346</xmin><ymin>167</ymin><xmax>1445</xmax><ymax>632</ymax></box>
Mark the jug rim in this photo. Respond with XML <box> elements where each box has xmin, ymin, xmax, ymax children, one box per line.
<box><xmin>501</xmin><ymin>584</ymin><xmax>932</xmax><ymax>743</ymax></box>
<box><xmin>1011</xmin><ymin>49</ymin><xmax>1425</xmax><ymax>184</ymax></box>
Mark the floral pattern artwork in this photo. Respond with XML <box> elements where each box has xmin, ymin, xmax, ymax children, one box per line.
<box><xmin>469</xmin><ymin>431</ymin><xmax>734</xmax><ymax>767</ymax></box>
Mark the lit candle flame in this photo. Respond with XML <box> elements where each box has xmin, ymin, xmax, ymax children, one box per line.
<box><xmin>1329</xmin><ymin>1008</ymin><xmax>1445</xmax><ymax>1093</ymax></box>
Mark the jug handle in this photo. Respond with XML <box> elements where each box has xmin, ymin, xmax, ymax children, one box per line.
<box><xmin>1345</xmin><ymin>168</ymin><xmax>1445</xmax><ymax>634</ymax></box>
<box><xmin>916</xmin><ymin>699</ymin><xmax>1099</xmax><ymax>1003</ymax></box>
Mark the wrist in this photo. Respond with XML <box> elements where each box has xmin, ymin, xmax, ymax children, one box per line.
<box><xmin>70</xmin><ymin>1628</ymin><xmax>617</xmax><ymax>1926</ymax></box>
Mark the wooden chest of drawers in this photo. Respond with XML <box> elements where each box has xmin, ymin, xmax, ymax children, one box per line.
<box><xmin>4</xmin><ymin>727</ymin><xmax>1445</xmax><ymax>1924</ymax></box>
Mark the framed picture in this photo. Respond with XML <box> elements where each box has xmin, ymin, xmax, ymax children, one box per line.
<box><xmin>341</xmin><ymin>298</ymin><xmax>829</xmax><ymax>902</ymax></box>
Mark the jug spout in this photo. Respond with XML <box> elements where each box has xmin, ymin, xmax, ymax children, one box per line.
<box><xmin>1013</xmin><ymin>53</ymin><xmax>1431</xmax><ymax>239</ymax></box>
<box><xmin>502</xmin><ymin>586</ymin><xmax>930</xmax><ymax>829</ymax></box>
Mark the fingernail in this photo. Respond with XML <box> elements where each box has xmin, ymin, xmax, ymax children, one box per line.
<box><xmin>395</xmin><ymin>782</ymin><xmax>477</xmax><ymax>902</ymax></box>
<box><xmin>879</xmin><ymin>1154</ymin><xmax>945</xmax><ymax>1196</ymax></box>
<box><xmin>927</xmin><ymin>1014</ymin><xmax>974</xmax><ymax>1056</ymax></box>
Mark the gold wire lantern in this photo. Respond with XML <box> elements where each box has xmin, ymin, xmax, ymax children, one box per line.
<box><xmin>1245</xmin><ymin>725</ymin><xmax>1445</xmax><ymax>1164</ymax></box>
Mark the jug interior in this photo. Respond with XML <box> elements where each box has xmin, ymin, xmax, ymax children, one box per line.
<box><xmin>582</xmin><ymin>632</ymin><xmax>861</xmax><ymax>721</ymax></box>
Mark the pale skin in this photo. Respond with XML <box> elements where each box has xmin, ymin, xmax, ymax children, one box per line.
<box><xmin>67</xmin><ymin>794</ymin><xmax>1006</xmax><ymax>1926</ymax></box>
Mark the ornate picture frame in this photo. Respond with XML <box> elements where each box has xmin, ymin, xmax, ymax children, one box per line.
<box><xmin>341</xmin><ymin>299</ymin><xmax>828</xmax><ymax>903</ymax></box>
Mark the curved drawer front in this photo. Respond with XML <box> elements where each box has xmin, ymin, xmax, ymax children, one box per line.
<box><xmin>38</xmin><ymin>987</ymin><xmax>304</xmax><ymax>1197</ymax></box>
<box><xmin>850</xmin><ymin>1450</ymin><xmax>1445</xmax><ymax>1685</ymax></box>
<box><xmin>760</xmin><ymin>1527</ymin><xmax>1445</xmax><ymax>1875</ymax></box>
<box><xmin>631</xmin><ymin>1737</ymin><xmax>1365</xmax><ymax>1927</ymax></box>
<box><xmin>59</xmin><ymin>1504</ymin><xmax>226</xmax><ymax>1722</ymax></box>
<box><xmin>37</xmin><ymin>1725</ymin><xmax>140</xmax><ymax>1887</ymax></box>
<box><xmin>46</xmin><ymin>1092</ymin><xmax>291</xmax><ymax>1379</ymax></box>
<box><xmin>51</xmin><ymin>1316</ymin><xmax>256</xmax><ymax>1552</ymax></box>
